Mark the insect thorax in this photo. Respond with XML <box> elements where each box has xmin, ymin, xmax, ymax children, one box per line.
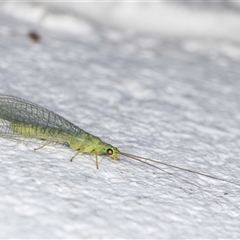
<box><xmin>67</xmin><ymin>132</ymin><xmax>105</xmax><ymax>154</ymax></box>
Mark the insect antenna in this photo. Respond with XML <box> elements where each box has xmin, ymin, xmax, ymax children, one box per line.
<box><xmin>120</xmin><ymin>151</ymin><xmax>201</xmax><ymax>188</ymax></box>
<box><xmin>119</xmin><ymin>152</ymin><xmax>240</xmax><ymax>188</ymax></box>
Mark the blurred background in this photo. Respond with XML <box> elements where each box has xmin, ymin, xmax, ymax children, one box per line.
<box><xmin>1</xmin><ymin>2</ymin><xmax>240</xmax><ymax>239</ymax></box>
<box><xmin>1</xmin><ymin>1</ymin><xmax>240</xmax><ymax>40</ymax></box>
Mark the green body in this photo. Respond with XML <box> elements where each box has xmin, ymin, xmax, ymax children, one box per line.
<box><xmin>11</xmin><ymin>122</ymin><xmax>120</xmax><ymax>160</ymax></box>
<box><xmin>0</xmin><ymin>95</ymin><xmax>120</xmax><ymax>161</ymax></box>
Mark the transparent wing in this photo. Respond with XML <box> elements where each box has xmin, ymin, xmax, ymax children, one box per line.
<box><xmin>0</xmin><ymin>118</ymin><xmax>32</xmax><ymax>141</ymax></box>
<box><xmin>0</xmin><ymin>95</ymin><xmax>84</xmax><ymax>133</ymax></box>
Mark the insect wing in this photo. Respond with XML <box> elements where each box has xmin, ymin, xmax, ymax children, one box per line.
<box><xmin>0</xmin><ymin>95</ymin><xmax>81</xmax><ymax>132</ymax></box>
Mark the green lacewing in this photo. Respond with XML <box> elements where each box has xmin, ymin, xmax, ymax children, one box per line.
<box><xmin>0</xmin><ymin>94</ymin><xmax>239</xmax><ymax>189</ymax></box>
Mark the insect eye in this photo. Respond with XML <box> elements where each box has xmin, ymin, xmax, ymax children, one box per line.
<box><xmin>107</xmin><ymin>148</ymin><xmax>113</xmax><ymax>155</ymax></box>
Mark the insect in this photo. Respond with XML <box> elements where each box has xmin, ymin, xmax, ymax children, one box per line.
<box><xmin>0</xmin><ymin>94</ymin><xmax>239</xmax><ymax>189</ymax></box>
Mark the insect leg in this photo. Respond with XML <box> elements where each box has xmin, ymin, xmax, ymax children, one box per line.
<box><xmin>95</xmin><ymin>155</ymin><xmax>99</xmax><ymax>169</ymax></box>
<box><xmin>70</xmin><ymin>151</ymin><xmax>80</xmax><ymax>162</ymax></box>
<box><xmin>34</xmin><ymin>141</ymin><xmax>51</xmax><ymax>151</ymax></box>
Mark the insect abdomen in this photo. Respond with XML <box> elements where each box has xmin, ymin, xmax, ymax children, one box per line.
<box><xmin>11</xmin><ymin>122</ymin><xmax>69</xmax><ymax>143</ymax></box>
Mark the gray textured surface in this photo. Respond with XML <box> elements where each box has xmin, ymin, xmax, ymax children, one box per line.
<box><xmin>0</xmin><ymin>8</ymin><xmax>240</xmax><ymax>239</ymax></box>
